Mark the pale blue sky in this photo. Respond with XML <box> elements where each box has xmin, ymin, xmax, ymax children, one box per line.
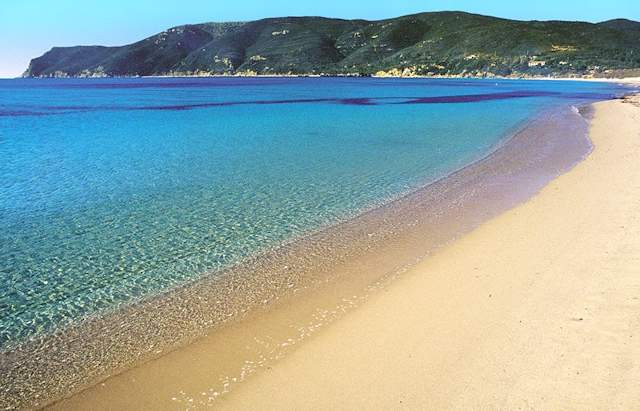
<box><xmin>1</xmin><ymin>0</ymin><xmax>638</xmax><ymax>77</ymax></box>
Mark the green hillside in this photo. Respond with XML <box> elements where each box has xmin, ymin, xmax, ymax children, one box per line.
<box><xmin>23</xmin><ymin>12</ymin><xmax>640</xmax><ymax>78</ymax></box>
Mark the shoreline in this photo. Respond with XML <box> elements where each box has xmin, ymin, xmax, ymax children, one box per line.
<box><xmin>214</xmin><ymin>92</ymin><xmax>640</xmax><ymax>409</ymax></box>
<box><xmin>22</xmin><ymin>99</ymin><xmax>603</xmax><ymax>409</ymax></box>
<box><xmin>13</xmin><ymin>74</ymin><xmax>640</xmax><ymax>86</ymax></box>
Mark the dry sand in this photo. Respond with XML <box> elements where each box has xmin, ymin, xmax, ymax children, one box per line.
<box><xmin>213</xmin><ymin>95</ymin><xmax>640</xmax><ymax>410</ymax></box>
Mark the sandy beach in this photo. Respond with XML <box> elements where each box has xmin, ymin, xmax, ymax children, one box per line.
<box><xmin>39</xmin><ymin>92</ymin><xmax>640</xmax><ymax>410</ymax></box>
<box><xmin>213</xmin><ymin>94</ymin><xmax>640</xmax><ymax>409</ymax></box>
<box><xmin>3</xmin><ymin>2</ymin><xmax>640</xmax><ymax>408</ymax></box>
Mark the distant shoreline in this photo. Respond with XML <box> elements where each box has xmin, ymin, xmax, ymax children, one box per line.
<box><xmin>14</xmin><ymin>73</ymin><xmax>640</xmax><ymax>86</ymax></box>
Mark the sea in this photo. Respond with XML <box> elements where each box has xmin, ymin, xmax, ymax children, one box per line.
<box><xmin>0</xmin><ymin>77</ymin><xmax>630</xmax><ymax>350</ymax></box>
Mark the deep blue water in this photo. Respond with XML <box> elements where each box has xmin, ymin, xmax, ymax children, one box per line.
<box><xmin>0</xmin><ymin>77</ymin><xmax>629</xmax><ymax>347</ymax></box>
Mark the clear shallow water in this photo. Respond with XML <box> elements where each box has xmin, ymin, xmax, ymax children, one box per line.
<box><xmin>0</xmin><ymin>77</ymin><xmax>629</xmax><ymax>347</ymax></box>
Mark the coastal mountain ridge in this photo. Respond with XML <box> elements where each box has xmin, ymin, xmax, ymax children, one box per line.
<box><xmin>23</xmin><ymin>11</ymin><xmax>640</xmax><ymax>78</ymax></box>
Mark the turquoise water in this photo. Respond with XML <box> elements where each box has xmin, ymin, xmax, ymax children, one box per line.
<box><xmin>0</xmin><ymin>77</ymin><xmax>629</xmax><ymax>347</ymax></box>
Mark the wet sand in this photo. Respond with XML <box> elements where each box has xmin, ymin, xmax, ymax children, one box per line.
<box><xmin>29</xmin><ymin>99</ymin><xmax>609</xmax><ymax>410</ymax></box>
<box><xmin>213</xmin><ymin>94</ymin><xmax>640</xmax><ymax>409</ymax></box>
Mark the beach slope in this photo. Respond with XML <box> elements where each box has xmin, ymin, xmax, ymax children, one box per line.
<box><xmin>217</xmin><ymin>95</ymin><xmax>640</xmax><ymax>409</ymax></box>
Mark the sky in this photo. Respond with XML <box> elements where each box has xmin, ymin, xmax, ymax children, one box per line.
<box><xmin>1</xmin><ymin>0</ymin><xmax>638</xmax><ymax>78</ymax></box>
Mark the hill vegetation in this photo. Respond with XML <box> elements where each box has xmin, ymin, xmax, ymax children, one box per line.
<box><xmin>23</xmin><ymin>12</ymin><xmax>640</xmax><ymax>78</ymax></box>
